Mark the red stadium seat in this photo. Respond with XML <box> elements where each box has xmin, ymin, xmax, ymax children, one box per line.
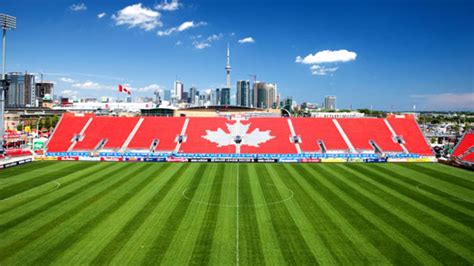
<box><xmin>452</xmin><ymin>132</ymin><xmax>474</xmax><ymax>163</ymax></box>
<box><xmin>127</xmin><ymin>117</ymin><xmax>185</xmax><ymax>152</ymax></box>
<box><xmin>73</xmin><ymin>117</ymin><xmax>139</xmax><ymax>151</ymax></box>
<box><xmin>337</xmin><ymin>118</ymin><xmax>404</xmax><ymax>152</ymax></box>
<box><xmin>386</xmin><ymin>116</ymin><xmax>433</xmax><ymax>155</ymax></box>
<box><xmin>46</xmin><ymin>114</ymin><xmax>91</xmax><ymax>152</ymax></box>
<box><xmin>291</xmin><ymin>118</ymin><xmax>348</xmax><ymax>152</ymax></box>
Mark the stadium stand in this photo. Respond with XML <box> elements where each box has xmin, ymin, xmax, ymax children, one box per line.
<box><xmin>291</xmin><ymin>118</ymin><xmax>349</xmax><ymax>152</ymax></box>
<box><xmin>452</xmin><ymin>131</ymin><xmax>474</xmax><ymax>164</ymax></box>
<box><xmin>386</xmin><ymin>115</ymin><xmax>433</xmax><ymax>155</ymax></box>
<box><xmin>4</xmin><ymin>148</ymin><xmax>33</xmax><ymax>157</ymax></box>
<box><xmin>178</xmin><ymin>117</ymin><xmax>236</xmax><ymax>153</ymax></box>
<box><xmin>337</xmin><ymin>118</ymin><xmax>404</xmax><ymax>153</ymax></box>
<box><xmin>239</xmin><ymin>118</ymin><xmax>298</xmax><ymax>154</ymax></box>
<box><xmin>46</xmin><ymin>113</ymin><xmax>92</xmax><ymax>152</ymax></box>
<box><xmin>73</xmin><ymin>116</ymin><xmax>140</xmax><ymax>151</ymax></box>
<box><xmin>127</xmin><ymin>117</ymin><xmax>186</xmax><ymax>152</ymax></box>
<box><xmin>46</xmin><ymin>113</ymin><xmax>433</xmax><ymax>158</ymax></box>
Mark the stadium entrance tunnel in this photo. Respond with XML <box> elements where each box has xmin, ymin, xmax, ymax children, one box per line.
<box><xmin>182</xmin><ymin>182</ymin><xmax>294</xmax><ymax>208</ymax></box>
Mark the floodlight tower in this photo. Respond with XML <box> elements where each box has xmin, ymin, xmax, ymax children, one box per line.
<box><xmin>0</xmin><ymin>13</ymin><xmax>16</xmax><ymax>152</ymax></box>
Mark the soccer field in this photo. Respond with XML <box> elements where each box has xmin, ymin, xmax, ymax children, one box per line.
<box><xmin>0</xmin><ymin>162</ymin><xmax>473</xmax><ymax>265</ymax></box>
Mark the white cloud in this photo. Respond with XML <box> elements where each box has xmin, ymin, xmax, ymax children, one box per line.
<box><xmin>194</xmin><ymin>42</ymin><xmax>210</xmax><ymax>49</ymax></box>
<box><xmin>61</xmin><ymin>90</ymin><xmax>79</xmax><ymax>96</ymax></box>
<box><xmin>70</xmin><ymin>3</ymin><xmax>87</xmax><ymax>11</ymax></box>
<box><xmin>175</xmin><ymin>40</ymin><xmax>183</xmax><ymax>46</ymax></box>
<box><xmin>310</xmin><ymin>65</ymin><xmax>338</xmax><ymax>76</ymax></box>
<box><xmin>192</xmin><ymin>33</ymin><xmax>223</xmax><ymax>49</ymax></box>
<box><xmin>112</xmin><ymin>3</ymin><xmax>162</xmax><ymax>31</ymax></box>
<box><xmin>97</xmin><ymin>12</ymin><xmax>106</xmax><ymax>19</ymax></box>
<box><xmin>136</xmin><ymin>84</ymin><xmax>162</xmax><ymax>92</ymax></box>
<box><xmin>72</xmin><ymin>81</ymin><xmax>114</xmax><ymax>90</ymax></box>
<box><xmin>238</xmin><ymin>37</ymin><xmax>255</xmax><ymax>44</ymax></box>
<box><xmin>296</xmin><ymin>49</ymin><xmax>357</xmax><ymax>64</ymax></box>
<box><xmin>410</xmin><ymin>92</ymin><xmax>474</xmax><ymax>111</ymax></box>
<box><xmin>157</xmin><ymin>21</ymin><xmax>206</xmax><ymax>36</ymax></box>
<box><xmin>155</xmin><ymin>0</ymin><xmax>181</xmax><ymax>11</ymax></box>
<box><xmin>60</xmin><ymin>77</ymin><xmax>75</xmax><ymax>83</ymax></box>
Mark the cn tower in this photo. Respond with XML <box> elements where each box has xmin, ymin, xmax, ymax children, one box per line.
<box><xmin>225</xmin><ymin>43</ymin><xmax>231</xmax><ymax>88</ymax></box>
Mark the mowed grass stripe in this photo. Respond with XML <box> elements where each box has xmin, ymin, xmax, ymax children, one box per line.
<box><xmin>401</xmin><ymin>163</ymin><xmax>474</xmax><ymax>189</ymax></box>
<box><xmin>359</xmin><ymin>164</ymin><xmax>474</xmax><ymax>230</ymax></box>
<box><xmin>371</xmin><ymin>164</ymin><xmax>474</xmax><ymax>217</ymax></box>
<box><xmin>245</xmin><ymin>164</ymin><xmax>286</xmax><ymax>264</ymax></box>
<box><xmin>107</xmin><ymin>163</ymin><xmax>200</xmax><ymax>265</ymax></box>
<box><xmin>160</xmin><ymin>164</ymin><xmax>221</xmax><ymax>265</ymax></box>
<box><xmin>256</xmin><ymin>164</ymin><xmax>318</xmax><ymax>265</ymax></box>
<box><xmin>188</xmin><ymin>164</ymin><xmax>225</xmax><ymax>265</ymax></box>
<box><xmin>89</xmin><ymin>163</ymin><xmax>189</xmax><ymax>265</ymax></box>
<box><xmin>0</xmin><ymin>163</ymin><xmax>122</xmax><ymax>238</ymax></box>
<box><xmin>390</xmin><ymin>164</ymin><xmax>474</xmax><ymax>200</ymax></box>
<box><xmin>306</xmin><ymin>164</ymin><xmax>437</xmax><ymax>264</ymax></box>
<box><xmin>283</xmin><ymin>164</ymin><xmax>390</xmax><ymax>264</ymax></box>
<box><xmin>331</xmin><ymin>164</ymin><xmax>473</xmax><ymax>263</ymax></box>
<box><xmin>0</xmin><ymin>163</ymin><xmax>116</xmax><ymax>215</ymax></box>
<box><xmin>266</xmin><ymin>164</ymin><xmax>344</xmax><ymax>264</ymax></box>
<box><xmin>208</xmin><ymin>167</ymin><xmax>239</xmax><ymax>265</ymax></box>
<box><xmin>29</xmin><ymin>163</ymin><xmax>159</xmax><ymax>265</ymax></box>
<box><xmin>0</xmin><ymin>162</ymin><xmax>98</xmax><ymax>199</ymax></box>
<box><xmin>236</xmin><ymin>164</ymin><xmax>265</xmax><ymax>265</ymax></box>
<box><xmin>0</xmin><ymin>161</ymin><xmax>60</xmax><ymax>180</ymax></box>
<box><xmin>346</xmin><ymin>164</ymin><xmax>474</xmax><ymax>250</ymax></box>
<box><xmin>0</xmin><ymin>163</ymin><xmax>136</xmax><ymax>263</ymax></box>
<box><xmin>142</xmin><ymin>163</ymin><xmax>208</xmax><ymax>264</ymax></box>
<box><xmin>419</xmin><ymin>163</ymin><xmax>474</xmax><ymax>183</ymax></box>
<box><xmin>274</xmin><ymin>164</ymin><xmax>374</xmax><ymax>265</ymax></box>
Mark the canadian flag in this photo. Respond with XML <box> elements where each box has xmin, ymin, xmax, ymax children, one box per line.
<box><xmin>118</xmin><ymin>85</ymin><xmax>131</xmax><ymax>95</ymax></box>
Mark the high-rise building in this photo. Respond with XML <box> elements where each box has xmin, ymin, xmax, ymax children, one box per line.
<box><xmin>266</xmin><ymin>83</ymin><xmax>278</xmax><ymax>108</ymax></box>
<box><xmin>35</xmin><ymin>82</ymin><xmax>54</xmax><ymax>107</ymax></box>
<box><xmin>163</xmin><ymin>90</ymin><xmax>171</xmax><ymax>101</ymax></box>
<box><xmin>220</xmin><ymin>88</ymin><xmax>230</xmax><ymax>105</ymax></box>
<box><xmin>225</xmin><ymin>44</ymin><xmax>231</xmax><ymax>89</ymax></box>
<box><xmin>236</xmin><ymin>80</ymin><xmax>250</xmax><ymax>107</ymax></box>
<box><xmin>189</xmin><ymin>86</ymin><xmax>197</xmax><ymax>104</ymax></box>
<box><xmin>174</xmin><ymin>80</ymin><xmax>184</xmax><ymax>101</ymax></box>
<box><xmin>252</xmin><ymin>82</ymin><xmax>278</xmax><ymax>109</ymax></box>
<box><xmin>324</xmin><ymin>95</ymin><xmax>336</xmax><ymax>110</ymax></box>
<box><xmin>5</xmin><ymin>72</ymin><xmax>36</xmax><ymax>107</ymax></box>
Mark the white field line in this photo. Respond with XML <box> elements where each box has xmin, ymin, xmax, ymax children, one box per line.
<box><xmin>236</xmin><ymin>164</ymin><xmax>240</xmax><ymax>266</ymax></box>
<box><xmin>0</xmin><ymin>181</ymin><xmax>61</xmax><ymax>202</ymax></box>
<box><xmin>181</xmin><ymin>182</ymin><xmax>294</xmax><ymax>208</ymax></box>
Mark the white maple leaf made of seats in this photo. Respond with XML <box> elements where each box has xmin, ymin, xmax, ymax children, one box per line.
<box><xmin>202</xmin><ymin>120</ymin><xmax>275</xmax><ymax>147</ymax></box>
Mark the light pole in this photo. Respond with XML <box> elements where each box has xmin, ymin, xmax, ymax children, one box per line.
<box><xmin>0</xmin><ymin>13</ymin><xmax>16</xmax><ymax>153</ymax></box>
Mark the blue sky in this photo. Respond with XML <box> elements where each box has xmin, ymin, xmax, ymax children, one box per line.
<box><xmin>1</xmin><ymin>0</ymin><xmax>473</xmax><ymax>110</ymax></box>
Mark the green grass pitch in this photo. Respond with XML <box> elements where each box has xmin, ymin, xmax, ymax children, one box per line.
<box><xmin>0</xmin><ymin>161</ymin><xmax>473</xmax><ymax>265</ymax></box>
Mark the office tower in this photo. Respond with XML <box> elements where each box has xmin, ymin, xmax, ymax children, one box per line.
<box><xmin>324</xmin><ymin>95</ymin><xmax>336</xmax><ymax>110</ymax></box>
<box><xmin>189</xmin><ymin>86</ymin><xmax>197</xmax><ymax>104</ymax></box>
<box><xmin>174</xmin><ymin>80</ymin><xmax>184</xmax><ymax>101</ymax></box>
<box><xmin>220</xmin><ymin>87</ymin><xmax>230</xmax><ymax>105</ymax></box>
<box><xmin>5</xmin><ymin>72</ymin><xmax>36</xmax><ymax>107</ymax></box>
<box><xmin>163</xmin><ymin>90</ymin><xmax>171</xmax><ymax>101</ymax></box>
<box><xmin>236</xmin><ymin>80</ymin><xmax>250</xmax><ymax>107</ymax></box>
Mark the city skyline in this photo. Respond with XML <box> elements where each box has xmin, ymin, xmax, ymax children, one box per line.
<box><xmin>0</xmin><ymin>0</ymin><xmax>472</xmax><ymax>111</ymax></box>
